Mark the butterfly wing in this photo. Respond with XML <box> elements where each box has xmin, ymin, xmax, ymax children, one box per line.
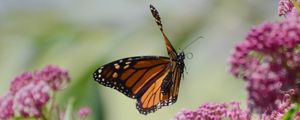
<box><xmin>133</xmin><ymin>5</ymin><xmax>186</xmax><ymax>115</ymax></box>
<box><xmin>93</xmin><ymin>56</ymin><xmax>171</xmax><ymax>99</ymax></box>
<box><xmin>136</xmin><ymin>61</ymin><xmax>184</xmax><ymax>115</ymax></box>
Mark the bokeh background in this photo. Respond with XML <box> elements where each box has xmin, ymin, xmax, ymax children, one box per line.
<box><xmin>0</xmin><ymin>0</ymin><xmax>279</xmax><ymax>120</ymax></box>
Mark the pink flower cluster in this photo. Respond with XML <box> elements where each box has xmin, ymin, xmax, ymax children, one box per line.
<box><xmin>278</xmin><ymin>0</ymin><xmax>300</xmax><ymax>16</ymax></box>
<box><xmin>174</xmin><ymin>102</ymin><xmax>250</xmax><ymax>120</ymax></box>
<box><xmin>0</xmin><ymin>65</ymin><xmax>70</xmax><ymax>119</ymax></box>
<box><xmin>0</xmin><ymin>93</ymin><xmax>14</xmax><ymax>119</ymax></box>
<box><xmin>278</xmin><ymin>0</ymin><xmax>294</xmax><ymax>16</ymax></box>
<box><xmin>259</xmin><ymin>91</ymin><xmax>294</xmax><ymax>120</ymax></box>
<box><xmin>229</xmin><ymin>10</ymin><xmax>300</xmax><ymax>115</ymax></box>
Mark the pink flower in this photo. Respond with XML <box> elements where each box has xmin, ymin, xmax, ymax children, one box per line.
<box><xmin>294</xmin><ymin>111</ymin><xmax>300</xmax><ymax>120</ymax></box>
<box><xmin>278</xmin><ymin>0</ymin><xmax>300</xmax><ymax>16</ymax></box>
<box><xmin>259</xmin><ymin>91</ymin><xmax>294</xmax><ymax>120</ymax></box>
<box><xmin>229</xmin><ymin>15</ymin><xmax>300</xmax><ymax>114</ymax></box>
<box><xmin>227</xmin><ymin>102</ymin><xmax>251</xmax><ymax>120</ymax></box>
<box><xmin>278</xmin><ymin>0</ymin><xmax>294</xmax><ymax>16</ymax></box>
<box><xmin>0</xmin><ymin>65</ymin><xmax>70</xmax><ymax>118</ymax></box>
<box><xmin>174</xmin><ymin>109</ymin><xmax>197</xmax><ymax>120</ymax></box>
<box><xmin>13</xmin><ymin>81</ymin><xmax>51</xmax><ymax>117</ymax></box>
<box><xmin>35</xmin><ymin>65</ymin><xmax>70</xmax><ymax>90</ymax></box>
<box><xmin>0</xmin><ymin>92</ymin><xmax>14</xmax><ymax>120</ymax></box>
<box><xmin>10</xmin><ymin>72</ymin><xmax>34</xmax><ymax>94</ymax></box>
<box><xmin>174</xmin><ymin>102</ymin><xmax>250</xmax><ymax>120</ymax></box>
<box><xmin>78</xmin><ymin>107</ymin><xmax>91</xmax><ymax>119</ymax></box>
<box><xmin>246</xmin><ymin>62</ymin><xmax>285</xmax><ymax>114</ymax></box>
<box><xmin>10</xmin><ymin>65</ymin><xmax>70</xmax><ymax>93</ymax></box>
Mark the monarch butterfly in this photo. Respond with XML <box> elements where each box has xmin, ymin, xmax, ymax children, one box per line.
<box><xmin>93</xmin><ymin>5</ymin><xmax>186</xmax><ymax>115</ymax></box>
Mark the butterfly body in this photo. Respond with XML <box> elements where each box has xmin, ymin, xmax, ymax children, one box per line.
<box><xmin>93</xmin><ymin>5</ymin><xmax>186</xmax><ymax>115</ymax></box>
<box><xmin>161</xmin><ymin>53</ymin><xmax>185</xmax><ymax>95</ymax></box>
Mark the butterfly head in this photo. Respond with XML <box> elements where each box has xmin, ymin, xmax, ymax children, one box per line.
<box><xmin>178</xmin><ymin>52</ymin><xmax>185</xmax><ymax>61</ymax></box>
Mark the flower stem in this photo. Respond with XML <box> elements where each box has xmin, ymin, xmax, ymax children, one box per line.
<box><xmin>41</xmin><ymin>111</ymin><xmax>48</xmax><ymax>120</ymax></box>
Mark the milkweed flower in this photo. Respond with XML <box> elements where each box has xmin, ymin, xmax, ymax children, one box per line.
<box><xmin>227</xmin><ymin>102</ymin><xmax>251</xmax><ymax>120</ymax></box>
<box><xmin>0</xmin><ymin>92</ymin><xmax>14</xmax><ymax>119</ymax></box>
<box><xmin>13</xmin><ymin>81</ymin><xmax>51</xmax><ymax>117</ymax></box>
<box><xmin>10</xmin><ymin>65</ymin><xmax>69</xmax><ymax>118</ymax></box>
<box><xmin>278</xmin><ymin>0</ymin><xmax>300</xmax><ymax>16</ymax></box>
<box><xmin>35</xmin><ymin>65</ymin><xmax>70</xmax><ymax>90</ymax></box>
<box><xmin>229</xmin><ymin>14</ymin><xmax>300</xmax><ymax>114</ymax></box>
<box><xmin>260</xmin><ymin>92</ymin><xmax>295</xmax><ymax>120</ymax></box>
<box><xmin>278</xmin><ymin>0</ymin><xmax>294</xmax><ymax>16</ymax></box>
<box><xmin>10</xmin><ymin>72</ymin><xmax>34</xmax><ymax>94</ymax></box>
<box><xmin>0</xmin><ymin>65</ymin><xmax>70</xmax><ymax>119</ymax></box>
<box><xmin>10</xmin><ymin>65</ymin><xmax>70</xmax><ymax>94</ymax></box>
<box><xmin>293</xmin><ymin>110</ymin><xmax>300</xmax><ymax>120</ymax></box>
<box><xmin>78</xmin><ymin>107</ymin><xmax>91</xmax><ymax>119</ymax></box>
<box><xmin>174</xmin><ymin>102</ymin><xmax>250</xmax><ymax>120</ymax></box>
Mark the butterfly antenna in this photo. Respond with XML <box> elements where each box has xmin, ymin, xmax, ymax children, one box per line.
<box><xmin>150</xmin><ymin>4</ymin><xmax>177</xmax><ymax>56</ymax></box>
<box><xmin>182</xmin><ymin>36</ymin><xmax>203</xmax><ymax>51</ymax></box>
<box><xmin>150</xmin><ymin>5</ymin><xmax>164</xmax><ymax>32</ymax></box>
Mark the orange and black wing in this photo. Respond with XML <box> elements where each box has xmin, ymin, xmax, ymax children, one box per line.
<box><xmin>93</xmin><ymin>56</ymin><xmax>171</xmax><ymax>99</ymax></box>
<box><xmin>136</xmin><ymin>61</ymin><xmax>184</xmax><ymax>115</ymax></box>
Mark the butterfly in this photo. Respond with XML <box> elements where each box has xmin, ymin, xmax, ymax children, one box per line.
<box><xmin>93</xmin><ymin>5</ymin><xmax>186</xmax><ymax>115</ymax></box>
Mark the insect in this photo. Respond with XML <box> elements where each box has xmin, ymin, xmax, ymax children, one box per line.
<box><xmin>93</xmin><ymin>5</ymin><xmax>186</xmax><ymax>115</ymax></box>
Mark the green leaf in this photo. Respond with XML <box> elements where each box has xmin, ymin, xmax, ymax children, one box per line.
<box><xmin>282</xmin><ymin>103</ymin><xmax>300</xmax><ymax>120</ymax></box>
<box><xmin>13</xmin><ymin>117</ymin><xmax>36</xmax><ymax>120</ymax></box>
<box><xmin>64</xmin><ymin>98</ymin><xmax>75</xmax><ymax>120</ymax></box>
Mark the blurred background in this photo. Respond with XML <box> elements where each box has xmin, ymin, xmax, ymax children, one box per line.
<box><xmin>0</xmin><ymin>0</ymin><xmax>279</xmax><ymax>120</ymax></box>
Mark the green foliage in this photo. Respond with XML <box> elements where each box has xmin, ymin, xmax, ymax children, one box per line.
<box><xmin>282</xmin><ymin>103</ymin><xmax>300</xmax><ymax>120</ymax></box>
<box><xmin>59</xmin><ymin>66</ymin><xmax>106</xmax><ymax>120</ymax></box>
<box><xmin>64</xmin><ymin>99</ymin><xmax>74</xmax><ymax>120</ymax></box>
